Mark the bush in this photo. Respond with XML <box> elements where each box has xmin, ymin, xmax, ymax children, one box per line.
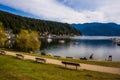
<box><xmin>16</xmin><ymin>29</ymin><xmax>41</xmax><ymax>52</ymax></box>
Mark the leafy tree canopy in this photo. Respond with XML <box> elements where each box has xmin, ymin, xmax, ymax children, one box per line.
<box><xmin>0</xmin><ymin>22</ymin><xmax>7</xmax><ymax>47</ymax></box>
<box><xmin>16</xmin><ymin>29</ymin><xmax>40</xmax><ymax>52</ymax></box>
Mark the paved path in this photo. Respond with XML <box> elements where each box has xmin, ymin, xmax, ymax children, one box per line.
<box><xmin>6</xmin><ymin>51</ymin><xmax>120</xmax><ymax>75</ymax></box>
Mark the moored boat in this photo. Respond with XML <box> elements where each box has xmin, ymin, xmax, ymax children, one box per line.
<box><xmin>59</xmin><ymin>40</ymin><xmax>65</xmax><ymax>43</ymax></box>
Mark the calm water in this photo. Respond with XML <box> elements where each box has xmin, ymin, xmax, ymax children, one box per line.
<box><xmin>40</xmin><ymin>36</ymin><xmax>120</xmax><ymax>61</ymax></box>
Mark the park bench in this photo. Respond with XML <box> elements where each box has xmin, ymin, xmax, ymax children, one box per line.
<box><xmin>66</xmin><ymin>56</ymin><xmax>73</xmax><ymax>59</ymax></box>
<box><xmin>54</xmin><ymin>55</ymin><xmax>61</xmax><ymax>59</ymax></box>
<box><xmin>16</xmin><ymin>54</ymin><xmax>24</xmax><ymax>59</ymax></box>
<box><xmin>61</xmin><ymin>61</ymin><xmax>80</xmax><ymax>70</ymax></box>
<box><xmin>35</xmin><ymin>57</ymin><xmax>46</xmax><ymax>63</ymax></box>
<box><xmin>0</xmin><ymin>50</ymin><xmax>7</xmax><ymax>55</ymax></box>
<box><xmin>80</xmin><ymin>57</ymin><xmax>87</xmax><ymax>60</ymax></box>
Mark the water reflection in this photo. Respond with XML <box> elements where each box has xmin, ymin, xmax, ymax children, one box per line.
<box><xmin>40</xmin><ymin>36</ymin><xmax>120</xmax><ymax>61</ymax></box>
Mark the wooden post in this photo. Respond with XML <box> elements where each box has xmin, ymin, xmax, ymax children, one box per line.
<box><xmin>65</xmin><ymin>64</ymin><xmax>67</xmax><ymax>68</ymax></box>
<box><xmin>76</xmin><ymin>66</ymin><xmax>77</xmax><ymax>70</ymax></box>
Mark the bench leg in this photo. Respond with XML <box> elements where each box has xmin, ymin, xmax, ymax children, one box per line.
<box><xmin>44</xmin><ymin>61</ymin><xmax>46</xmax><ymax>63</ymax></box>
<box><xmin>76</xmin><ymin>66</ymin><xmax>77</xmax><ymax>70</ymax></box>
<box><xmin>22</xmin><ymin>57</ymin><xmax>24</xmax><ymax>60</ymax></box>
<box><xmin>36</xmin><ymin>60</ymin><xmax>39</xmax><ymax>63</ymax></box>
<box><xmin>65</xmin><ymin>64</ymin><xmax>67</xmax><ymax>68</ymax></box>
<box><xmin>16</xmin><ymin>56</ymin><xmax>24</xmax><ymax>60</ymax></box>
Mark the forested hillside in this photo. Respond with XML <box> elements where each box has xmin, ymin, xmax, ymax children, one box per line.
<box><xmin>0</xmin><ymin>10</ymin><xmax>81</xmax><ymax>35</ymax></box>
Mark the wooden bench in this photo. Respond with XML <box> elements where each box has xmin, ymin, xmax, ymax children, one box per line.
<box><xmin>0</xmin><ymin>50</ymin><xmax>7</xmax><ymax>55</ymax></box>
<box><xmin>66</xmin><ymin>56</ymin><xmax>73</xmax><ymax>59</ymax></box>
<box><xmin>16</xmin><ymin>54</ymin><xmax>24</xmax><ymax>59</ymax></box>
<box><xmin>35</xmin><ymin>57</ymin><xmax>46</xmax><ymax>63</ymax></box>
<box><xmin>80</xmin><ymin>57</ymin><xmax>87</xmax><ymax>60</ymax></box>
<box><xmin>54</xmin><ymin>55</ymin><xmax>61</xmax><ymax>59</ymax></box>
<box><xmin>61</xmin><ymin>61</ymin><xmax>80</xmax><ymax>70</ymax></box>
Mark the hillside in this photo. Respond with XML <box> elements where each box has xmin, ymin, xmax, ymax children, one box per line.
<box><xmin>72</xmin><ymin>23</ymin><xmax>120</xmax><ymax>36</ymax></box>
<box><xmin>0</xmin><ymin>10</ymin><xmax>81</xmax><ymax>35</ymax></box>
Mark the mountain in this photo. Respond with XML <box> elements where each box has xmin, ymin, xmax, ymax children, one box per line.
<box><xmin>72</xmin><ymin>23</ymin><xmax>120</xmax><ymax>36</ymax></box>
<box><xmin>0</xmin><ymin>10</ymin><xmax>81</xmax><ymax>35</ymax></box>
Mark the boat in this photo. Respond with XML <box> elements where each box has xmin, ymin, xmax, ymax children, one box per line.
<box><xmin>48</xmin><ymin>35</ymin><xmax>52</xmax><ymax>38</ymax></box>
<box><xmin>47</xmin><ymin>38</ymin><xmax>52</xmax><ymax>43</ymax></box>
<box><xmin>111</xmin><ymin>38</ymin><xmax>120</xmax><ymax>43</ymax></box>
<box><xmin>117</xmin><ymin>42</ymin><xmax>120</xmax><ymax>46</ymax></box>
<box><xmin>111</xmin><ymin>38</ymin><xmax>120</xmax><ymax>46</ymax></box>
<box><xmin>59</xmin><ymin>40</ymin><xmax>65</xmax><ymax>43</ymax></box>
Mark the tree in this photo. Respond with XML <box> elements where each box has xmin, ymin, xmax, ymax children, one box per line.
<box><xmin>0</xmin><ymin>22</ymin><xmax>7</xmax><ymax>47</ymax></box>
<box><xmin>16</xmin><ymin>29</ymin><xmax>40</xmax><ymax>52</ymax></box>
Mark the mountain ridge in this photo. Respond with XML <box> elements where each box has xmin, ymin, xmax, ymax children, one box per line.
<box><xmin>72</xmin><ymin>23</ymin><xmax>120</xmax><ymax>36</ymax></box>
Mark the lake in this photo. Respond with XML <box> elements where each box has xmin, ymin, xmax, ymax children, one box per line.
<box><xmin>40</xmin><ymin>36</ymin><xmax>120</xmax><ymax>62</ymax></box>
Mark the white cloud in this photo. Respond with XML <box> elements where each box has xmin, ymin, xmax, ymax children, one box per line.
<box><xmin>0</xmin><ymin>0</ymin><xmax>120</xmax><ymax>24</ymax></box>
<box><xmin>99</xmin><ymin>0</ymin><xmax>120</xmax><ymax>23</ymax></box>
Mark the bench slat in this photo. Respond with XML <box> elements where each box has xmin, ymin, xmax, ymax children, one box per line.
<box><xmin>54</xmin><ymin>55</ymin><xmax>61</xmax><ymax>59</ymax></box>
<box><xmin>66</xmin><ymin>56</ymin><xmax>73</xmax><ymax>59</ymax></box>
<box><xmin>62</xmin><ymin>61</ymin><xmax>80</xmax><ymax>66</ymax></box>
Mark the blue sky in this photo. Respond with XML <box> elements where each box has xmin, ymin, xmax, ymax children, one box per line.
<box><xmin>0</xmin><ymin>0</ymin><xmax>120</xmax><ymax>24</ymax></box>
<box><xmin>0</xmin><ymin>4</ymin><xmax>35</xmax><ymax>18</ymax></box>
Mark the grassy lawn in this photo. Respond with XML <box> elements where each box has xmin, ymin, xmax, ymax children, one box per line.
<box><xmin>0</xmin><ymin>54</ymin><xmax>120</xmax><ymax>80</ymax></box>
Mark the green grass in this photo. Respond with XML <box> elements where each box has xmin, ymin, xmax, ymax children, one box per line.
<box><xmin>0</xmin><ymin>54</ymin><xmax>120</xmax><ymax>80</ymax></box>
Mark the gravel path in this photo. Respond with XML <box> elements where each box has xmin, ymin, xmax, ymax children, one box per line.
<box><xmin>6</xmin><ymin>51</ymin><xmax>120</xmax><ymax>75</ymax></box>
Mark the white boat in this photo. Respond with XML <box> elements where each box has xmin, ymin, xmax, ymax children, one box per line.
<box><xmin>47</xmin><ymin>38</ymin><xmax>52</xmax><ymax>43</ymax></box>
<box><xmin>59</xmin><ymin>40</ymin><xmax>65</xmax><ymax>43</ymax></box>
<box><xmin>48</xmin><ymin>35</ymin><xmax>52</xmax><ymax>38</ymax></box>
<box><xmin>111</xmin><ymin>38</ymin><xmax>120</xmax><ymax>43</ymax></box>
<box><xmin>111</xmin><ymin>38</ymin><xmax>120</xmax><ymax>46</ymax></box>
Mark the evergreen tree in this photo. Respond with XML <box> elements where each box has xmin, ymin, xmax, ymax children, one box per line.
<box><xmin>0</xmin><ymin>10</ymin><xmax>81</xmax><ymax>35</ymax></box>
